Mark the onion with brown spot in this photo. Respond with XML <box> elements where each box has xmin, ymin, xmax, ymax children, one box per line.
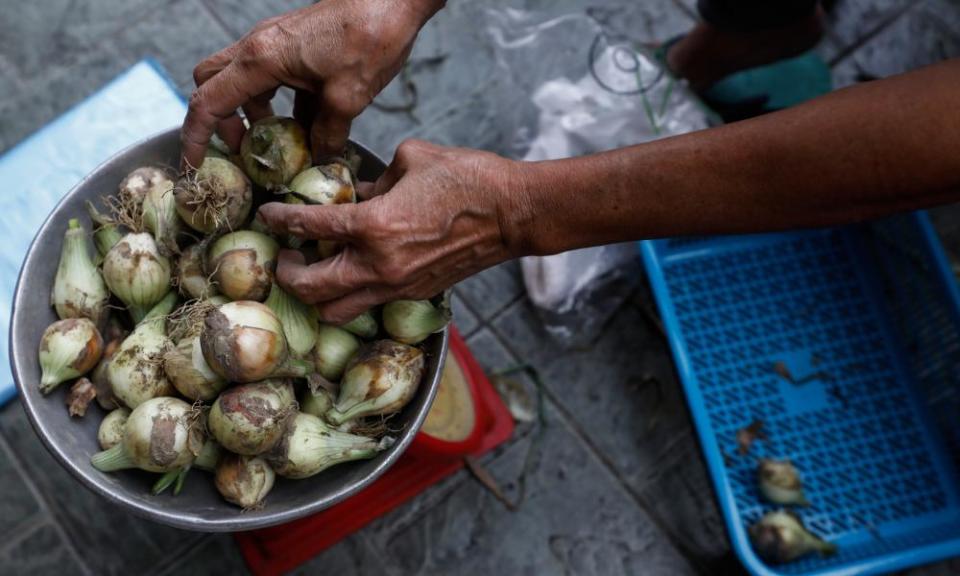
<box><xmin>201</xmin><ymin>301</ymin><xmax>312</xmax><ymax>383</ymax></box>
<box><xmin>38</xmin><ymin>318</ymin><xmax>104</xmax><ymax>395</ymax></box>
<box><xmin>175</xmin><ymin>157</ymin><xmax>252</xmax><ymax>234</ymax></box>
<box><xmin>91</xmin><ymin>397</ymin><xmax>203</xmax><ymax>473</ymax></box>
<box><xmin>102</xmin><ymin>232</ymin><xmax>171</xmax><ymax>323</ymax></box>
<box><xmin>326</xmin><ymin>340</ymin><xmax>425</xmax><ymax>425</ymax></box>
<box><xmin>208</xmin><ymin>379</ymin><xmax>296</xmax><ymax>455</ymax></box>
<box><xmin>265</xmin><ymin>412</ymin><xmax>387</xmax><ymax>479</ymax></box>
<box><xmin>207</xmin><ymin>231</ymin><xmax>279</xmax><ymax>302</ymax></box>
<box><xmin>215</xmin><ymin>453</ymin><xmax>275</xmax><ymax>509</ymax></box>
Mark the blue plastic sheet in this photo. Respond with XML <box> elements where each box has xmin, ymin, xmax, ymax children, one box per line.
<box><xmin>0</xmin><ymin>60</ymin><xmax>187</xmax><ymax>406</ymax></box>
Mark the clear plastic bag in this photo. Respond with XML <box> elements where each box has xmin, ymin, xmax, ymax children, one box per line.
<box><xmin>486</xmin><ymin>7</ymin><xmax>712</xmax><ymax>347</ymax></box>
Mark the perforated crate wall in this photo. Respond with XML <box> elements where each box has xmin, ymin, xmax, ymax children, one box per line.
<box><xmin>641</xmin><ymin>213</ymin><xmax>960</xmax><ymax>576</ymax></box>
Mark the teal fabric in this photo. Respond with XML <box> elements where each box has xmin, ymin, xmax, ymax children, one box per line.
<box><xmin>0</xmin><ymin>60</ymin><xmax>187</xmax><ymax>406</ymax></box>
<box><xmin>702</xmin><ymin>50</ymin><xmax>832</xmax><ymax>110</ymax></box>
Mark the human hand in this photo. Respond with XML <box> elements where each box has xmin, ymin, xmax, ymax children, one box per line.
<box><xmin>181</xmin><ymin>0</ymin><xmax>445</xmax><ymax>169</ymax></box>
<box><xmin>257</xmin><ymin>140</ymin><xmax>527</xmax><ymax>323</ymax></box>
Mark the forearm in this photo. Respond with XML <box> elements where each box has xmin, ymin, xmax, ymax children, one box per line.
<box><xmin>507</xmin><ymin>59</ymin><xmax>960</xmax><ymax>256</ymax></box>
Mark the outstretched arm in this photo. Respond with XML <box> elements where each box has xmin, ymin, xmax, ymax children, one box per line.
<box><xmin>259</xmin><ymin>59</ymin><xmax>960</xmax><ymax>322</ymax></box>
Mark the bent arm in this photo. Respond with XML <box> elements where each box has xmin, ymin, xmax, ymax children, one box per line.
<box><xmin>508</xmin><ymin>59</ymin><xmax>960</xmax><ymax>255</ymax></box>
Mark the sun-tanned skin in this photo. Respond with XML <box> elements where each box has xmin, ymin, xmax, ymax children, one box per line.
<box><xmin>182</xmin><ymin>0</ymin><xmax>960</xmax><ymax>324</ymax></box>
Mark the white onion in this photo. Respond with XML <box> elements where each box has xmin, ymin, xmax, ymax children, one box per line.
<box><xmin>207</xmin><ymin>231</ymin><xmax>278</xmax><ymax>302</ymax></box>
<box><xmin>327</xmin><ymin>340</ymin><xmax>424</xmax><ymax>425</ymax></box>
<box><xmin>38</xmin><ymin>318</ymin><xmax>103</xmax><ymax>395</ymax></box>
<box><xmin>51</xmin><ymin>219</ymin><xmax>109</xmax><ymax>327</ymax></box>
<box><xmin>102</xmin><ymin>232</ymin><xmax>171</xmax><ymax>323</ymax></box>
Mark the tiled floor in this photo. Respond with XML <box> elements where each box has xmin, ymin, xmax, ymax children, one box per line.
<box><xmin>2</xmin><ymin>0</ymin><xmax>960</xmax><ymax>574</ymax></box>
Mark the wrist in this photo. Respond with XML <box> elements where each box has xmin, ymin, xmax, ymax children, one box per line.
<box><xmin>401</xmin><ymin>0</ymin><xmax>446</xmax><ymax>26</ymax></box>
<box><xmin>494</xmin><ymin>158</ymin><xmax>540</xmax><ymax>258</ymax></box>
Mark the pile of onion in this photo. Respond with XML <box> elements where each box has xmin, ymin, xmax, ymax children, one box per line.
<box><xmin>37</xmin><ymin>115</ymin><xmax>445</xmax><ymax>510</ymax></box>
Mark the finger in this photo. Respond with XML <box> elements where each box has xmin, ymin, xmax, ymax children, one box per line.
<box><xmin>293</xmin><ymin>89</ymin><xmax>316</xmax><ymax>131</ymax></box>
<box><xmin>241</xmin><ymin>88</ymin><xmax>278</xmax><ymax>124</ymax></box>
<box><xmin>181</xmin><ymin>61</ymin><xmax>279</xmax><ymax>170</ymax></box>
<box><xmin>217</xmin><ymin>113</ymin><xmax>246</xmax><ymax>153</ymax></box>
<box><xmin>193</xmin><ymin>43</ymin><xmax>242</xmax><ymax>87</ymax></box>
<box><xmin>275</xmin><ymin>250</ymin><xmax>375</xmax><ymax>304</ymax></box>
<box><xmin>368</xmin><ymin>158</ymin><xmax>406</xmax><ymax>198</ymax></box>
<box><xmin>355</xmin><ymin>182</ymin><xmax>377</xmax><ymax>201</ymax></box>
<box><xmin>310</xmin><ymin>107</ymin><xmax>352</xmax><ymax>161</ymax></box>
<box><xmin>257</xmin><ymin>202</ymin><xmax>357</xmax><ymax>241</ymax></box>
<box><xmin>315</xmin><ymin>288</ymin><xmax>389</xmax><ymax>324</ymax></box>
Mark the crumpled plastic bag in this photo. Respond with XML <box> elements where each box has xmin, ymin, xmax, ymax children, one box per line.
<box><xmin>487</xmin><ymin>7</ymin><xmax>711</xmax><ymax>347</ymax></box>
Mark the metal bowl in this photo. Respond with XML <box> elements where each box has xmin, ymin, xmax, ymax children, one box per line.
<box><xmin>9</xmin><ymin>127</ymin><xmax>446</xmax><ymax>532</ymax></box>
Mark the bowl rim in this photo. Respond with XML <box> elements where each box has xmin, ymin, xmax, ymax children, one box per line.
<box><xmin>9</xmin><ymin>126</ymin><xmax>447</xmax><ymax>532</ymax></box>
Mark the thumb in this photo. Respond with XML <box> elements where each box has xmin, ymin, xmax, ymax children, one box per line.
<box><xmin>310</xmin><ymin>109</ymin><xmax>352</xmax><ymax>162</ymax></box>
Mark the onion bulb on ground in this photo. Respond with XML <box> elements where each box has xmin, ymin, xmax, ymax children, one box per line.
<box><xmin>313</xmin><ymin>324</ymin><xmax>360</xmax><ymax>381</ymax></box>
<box><xmin>286</xmin><ymin>162</ymin><xmax>356</xmax><ymax>205</ymax></box>
<box><xmin>102</xmin><ymin>232</ymin><xmax>171</xmax><ymax>323</ymax></box>
<box><xmin>175</xmin><ymin>157</ymin><xmax>252</xmax><ymax>234</ymax></box>
<box><xmin>52</xmin><ymin>219</ymin><xmax>109</xmax><ymax>326</ymax></box>
<box><xmin>265</xmin><ymin>283</ymin><xmax>317</xmax><ymax>358</ymax></box>
<box><xmin>175</xmin><ymin>240</ymin><xmax>219</xmax><ymax>300</ymax></box>
<box><xmin>201</xmin><ymin>301</ymin><xmax>312</xmax><ymax>383</ymax></box>
<box><xmin>749</xmin><ymin>510</ymin><xmax>836</xmax><ymax>564</ymax></box>
<box><xmin>265</xmin><ymin>412</ymin><xmax>388</xmax><ymax>479</ymax></box>
<box><xmin>107</xmin><ymin>292</ymin><xmax>178</xmax><ymax>408</ymax></box>
<box><xmin>326</xmin><ymin>340</ymin><xmax>424</xmax><ymax>425</ymax></box>
<box><xmin>207</xmin><ymin>231</ymin><xmax>278</xmax><ymax>302</ymax></box>
<box><xmin>300</xmin><ymin>387</ymin><xmax>335</xmax><ymax>419</ymax></box>
<box><xmin>91</xmin><ymin>397</ymin><xmax>203</xmax><ymax>473</ymax></box>
<box><xmin>97</xmin><ymin>408</ymin><xmax>130</xmax><ymax>450</ymax></box>
<box><xmin>758</xmin><ymin>459</ymin><xmax>810</xmax><ymax>506</ymax></box>
<box><xmin>241</xmin><ymin>116</ymin><xmax>310</xmax><ymax>189</ymax></box>
<box><xmin>215</xmin><ymin>453</ymin><xmax>275</xmax><ymax>509</ymax></box>
<box><xmin>208</xmin><ymin>379</ymin><xmax>296</xmax><ymax>455</ymax></box>
<box><xmin>39</xmin><ymin>318</ymin><xmax>104</xmax><ymax>395</ymax></box>
<box><xmin>382</xmin><ymin>298</ymin><xmax>450</xmax><ymax>345</ymax></box>
<box><xmin>339</xmin><ymin>310</ymin><xmax>379</xmax><ymax>339</ymax></box>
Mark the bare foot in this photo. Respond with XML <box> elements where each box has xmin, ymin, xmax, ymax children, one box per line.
<box><xmin>666</xmin><ymin>7</ymin><xmax>824</xmax><ymax>92</ymax></box>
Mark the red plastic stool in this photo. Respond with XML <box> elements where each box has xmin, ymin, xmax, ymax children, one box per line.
<box><xmin>234</xmin><ymin>326</ymin><xmax>515</xmax><ymax>576</ymax></box>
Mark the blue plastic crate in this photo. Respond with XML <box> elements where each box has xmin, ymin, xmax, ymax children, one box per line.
<box><xmin>641</xmin><ymin>212</ymin><xmax>960</xmax><ymax>575</ymax></box>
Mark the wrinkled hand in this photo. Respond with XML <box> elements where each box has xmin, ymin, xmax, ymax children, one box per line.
<box><xmin>181</xmin><ymin>0</ymin><xmax>444</xmax><ymax>169</ymax></box>
<box><xmin>257</xmin><ymin>140</ymin><xmax>524</xmax><ymax>323</ymax></box>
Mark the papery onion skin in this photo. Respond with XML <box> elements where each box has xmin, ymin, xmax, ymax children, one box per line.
<box><xmin>265</xmin><ymin>283</ymin><xmax>317</xmax><ymax>358</ymax></box>
<box><xmin>91</xmin><ymin>338</ymin><xmax>123</xmax><ymax>410</ymax></box>
<box><xmin>313</xmin><ymin>324</ymin><xmax>360</xmax><ymax>381</ymax></box>
<box><xmin>102</xmin><ymin>232</ymin><xmax>172</xmax><ymax>323</ymax></box>
<box><xmin>749</xmin><ymin>510</ymin><xmax>837</xmax><ymax>564</ymax></box>
<box><xmin>208</xmin><ymin>231</ymin><xmax>279</xmax><ymax>302</ymax></box>
<box><xmin>265</xmin><ymin>412</ymin><xmax>383</xmax><ymax>479</ymax></box>
<box><xmin>91</xmin><ymin>397</ymin><xmax>203</xmax><ymax>473</ymax></box>
<box><xmin>208</xmin><ymin>379</ymin><xmax>296</xmax><ymax>455</ymax></box>
<box><xmin>327</xmin><ymin>340</ymin><xmax>424</xmax><ymax>425</ymax></box>
<box><xmin>176</xmin><ymin>242</ymin><xmax>219</xmax><ymax>300</ymax></box>
<box><xmin>301</xmin><ymin>387</ymin><xmax>335</xmax><ymax>419</ymax></box>
<box><xmin>287</xmin><ymin>162</ymin><xmax>356</xmax><ymax>205</ymax></box>
<box><xmin>174</xmin><ymin>157</ymin><xmax>253</xmax><ymax>234</ymax></box>
<box><xmin>339</xmin><ymin>310</ymin><xmax>379</xmax><ymax>339</ymax></box>
<box><xmin>240</xmin><ymin>116</ymin><xmax>310</xmax><ymax>189</ymax></box>
<box><xmin>215</xmin><ymin>453</ymin><xmax>275</xmax><ymax>509</ymax></box>
<box><xmin>39</xmin><ymin>318</ymin><xmax>104</xmax><ymax>395</ymax></box>
<box><xmin>382</xmin><ymin>300</ymin><xmax>450</xmax><ymax>345</ymax></box>
<box><xmin>52</xmin><ymin>219</ymin><xmax>109</xmax><ymax>327</ymax></box>
<box><xmin>163</xmin><ymin>336</ymin><xmax>227</xmax><ymax>402</ymax></box>
<box><xmin>97</xmin><ymin>408</ymin><xmax>130</xmax><ymax>450</ymax></box>
<box><xmin>201</xmin><ymin>301</ymin><xmax>307</xmax><ymax>383</ymax></box>
<box><xmin>127</xmin><ymin>166</ymin><xmax>180</xmax><ymax>256</ymax></box>
<box><xmin>107</xmin><ymin>292</ymin><xmax>178</xmax><ymax>408</ymax></box>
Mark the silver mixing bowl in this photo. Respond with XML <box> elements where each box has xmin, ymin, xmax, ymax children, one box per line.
<box><xmin>9</xmin><ymin>127</ymin><xmax>446</xmax><ymax>531</ymax></box>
